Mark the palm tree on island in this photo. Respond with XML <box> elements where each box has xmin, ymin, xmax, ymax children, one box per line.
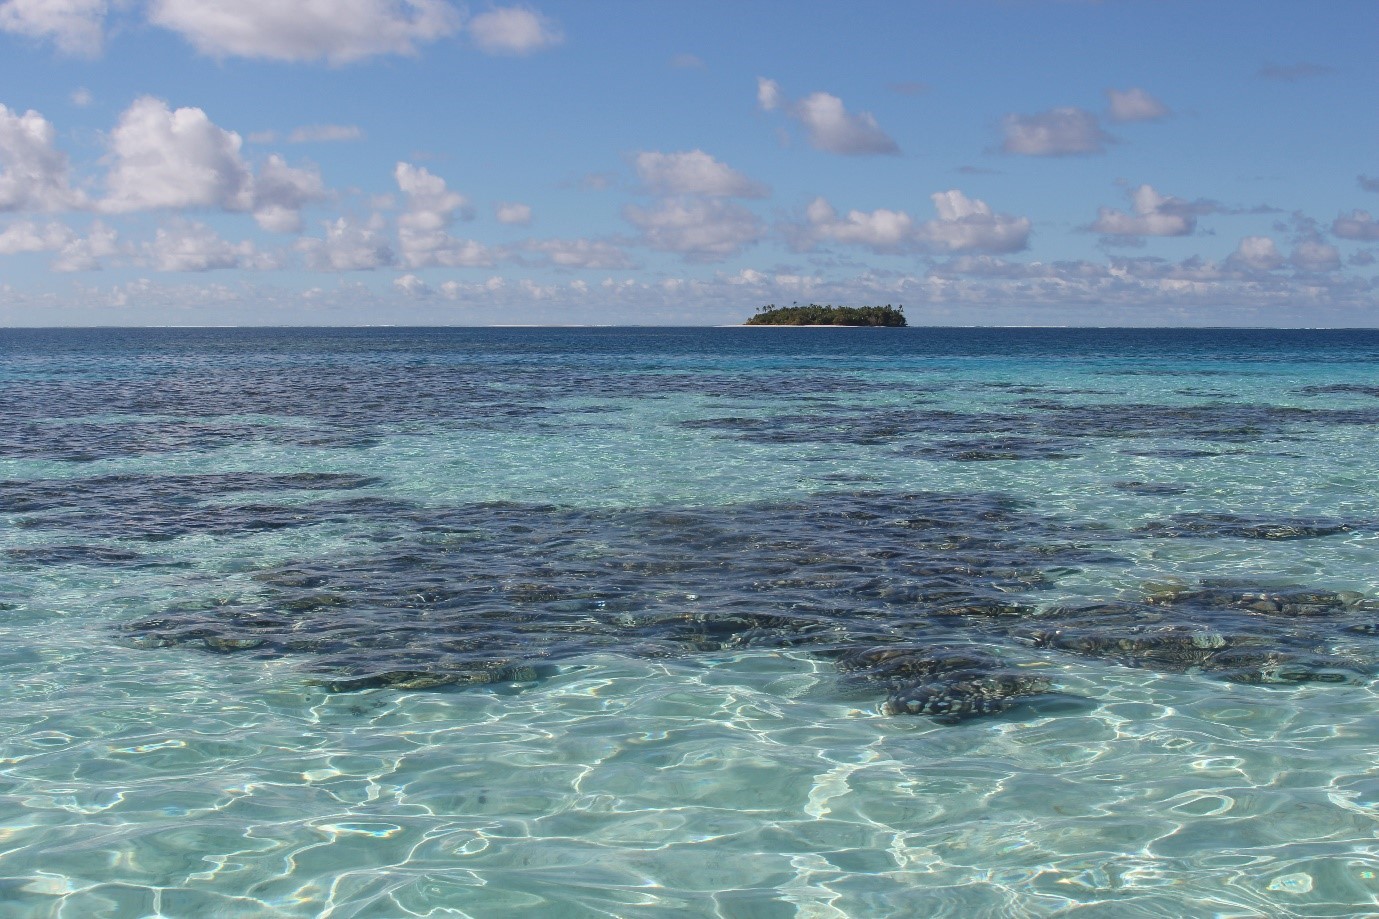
<box><xmin>744</xmin><ymin>303</ymin><xmax>907</xmax><ymax>327</ymax></box>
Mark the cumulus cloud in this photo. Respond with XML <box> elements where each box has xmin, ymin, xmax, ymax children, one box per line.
<box><xmin>252</xmin><ymin>155</ymin><xmax>327</xmax><ymax>232</ymax></box>
<box><xmin>102</xmin><ymin>96</ymin><xmax>253</xmax><ymax>213</ymax></box>
<box><xmin>0</xmin><ymin>219</ymin><xmax>73</xmax><ymax>254</ymax></box>
<box><xmin>1227</xmin><ymin>236</ymin><xmax>1285</xmax><ymax>271</ymax></box>
<box><xmin>0</xmin><ymin>105</ymin><xmax>85</xmax><ymax>212</ymax></box>
<box><xmin>52</xmin><ymin>220</ymin><xmax>118</xmax><ymax>271</ymax></box>
<box><xmin>142</xmin><ymin>219</ymin><xmax>274</xmax><ymax>271</ymax></box>
<box><xmin>494</xmin><ymin>201</ymin><xmax>532</xmax><ymax>225</ymax></box>
<box><xmin>1090</xmin><ymin>184</ymin><xmax>1197</xmax><ymax>239</ymax></box>
<box><xmin>1291</xmin><ymin>238</ymin><xmax>1341</xmax><ymax>272</ymax></box>
<box><xmin>795</xmin><ymin>190</ymin><xmax>1030</xmax><ymax>255</ymax></box>
<box><xmin>403</xmin><ymin>234</ymin><xmax>493</xmax><ymax>268</ymax></box>
<box><xmin>913</xmin><ymin>251</ymin><xmax>1379</xmax><ymax>317</ymax></box>
<box><xmin>438</xmin><ymin>275</ymin><xmax>505</xmax><ymax>300</ymax></box>
<box><xmin>147</xmin><ymin>0</ymin><xmax>463</xmax><ymax>64</ymax></box>
<box><xmin>1001</xmin><ymin>107</ymin><xmax>1113</xmax><ymax>156</ymax></box>
<box><xmin>623</xmin><ymin>198</ymin><xmax>764</xmax><ymax>261</ymax></box>
<box><xmin>393</xmin><ymin>161</ymin><xmax>492</xmax><ymax>268</ymax></box>
<box><xmin>468</xmin><ymin>5</ymin><xmax>562</xmax><ymax>55</ymax></box>
<box><xmin>0</xmin><ymin>0</ymin><xmax>106</xmax><ymax>56</ymax></box>
<box><xmin>928</xmin><ymin>256</ymin><xmax>1103</xmax><ymax>282</ymax></box>
<box><xmin>921</xmin><ymin>190</ymin><xmax>1032</xmax><ymax>253</ymax></box>
<box><xmin>395</xmin><ymin>161</ymin><xmax>470</xmax><ymax>229</ymax></box>
<box><xmin>1332</xmin><ymin>210</ymin><xmax>1379</xmax><ymax>241</ymax></box>
<box><xmin>99</xmin><ymin>97</ymin><xmax>327</xmax><ymax>231</ymax></box>
<box><xmin>756</xmin><ymin>78</ymin><xmax>899</xmax><ymax>155</ymax></box>
<box><xmin>634</xmin><ymin>150</ymin><xmax>767</xmax><ymax>198</ymax></box>
<box><xmin>669</xmin><ymin>52</ymin><xmax>703</xmax><ymax>69</ymax></box>
<box><xmin>393</xmin><ymin>273</ymin><xmax>432</xmax><ymax>297</ymax></box>
<box><xmin>756</xmin><ymin>77</ymin><xmax>782</xmax><ymax>112</ymax></box>
<box><xmin>523</xmin><ymin>237</ymin><xmax>634</xmax><ymax>269</ymax></box>
<box><xmin>298</xmin><ymin>214</ymin><xmax>394</xmax><ymax>270</ymax></box>
<box><xmin>1106</xmin><ymin>87</ymin><xmax>1170</xmax><ymax>122</ymax></box>
<box><xmin>797</xmin><ymin>197</ymin><xmax>913</xmax><ymax>251</ymax></box>
<box><xmin>287</xmin><ymin>124</ymin><xmax>363</xmax><ymax>143</ymax></box>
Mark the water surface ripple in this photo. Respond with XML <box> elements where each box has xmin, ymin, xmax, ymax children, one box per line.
<box><xmin>3</xmin><ymin>327</ymin><xmax>1379</xmax><ymax>917</ymax></box>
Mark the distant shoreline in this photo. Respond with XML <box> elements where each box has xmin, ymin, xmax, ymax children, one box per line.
<box><xmin>1</xmin><ymin>324</ymin><xmax>1375</xmax><ymax>331</ymax></box>
<box><xmin>734</xmin><ymin>324</ymin><xmax>899</xmax><ymax>328</ymax></box>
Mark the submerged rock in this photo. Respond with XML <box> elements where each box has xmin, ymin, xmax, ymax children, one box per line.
<box><xmin>882</xmin><ymin>672</ymin><xmax>1055</xmax><ymax>720</ymax></box>
<box><xmin>109</xmin><ymin>489</ymin><xmax>1379</xmax><ymax>723</ymax></box>
<box><xmin>1136</xmin><ymin>513</ymin><xmax>1356</xmax><ymax>540</ymax></box>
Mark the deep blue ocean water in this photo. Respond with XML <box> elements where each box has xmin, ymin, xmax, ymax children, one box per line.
<box><xmin>3</xmin><ymin>326</ymin><xmax>1379</xmax><ymax>917</ymax></box>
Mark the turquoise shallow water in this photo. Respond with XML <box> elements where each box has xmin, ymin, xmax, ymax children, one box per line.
<box><xmin>4</xmin><ymin>327</ymin><xmax>1379</xmax><ymax>917</ymax></box>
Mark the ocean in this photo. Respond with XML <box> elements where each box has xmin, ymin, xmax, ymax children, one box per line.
<box><xmin>3</xmin><ymin>326</ymin><xmax>1379</xmax><ymax>917</ymax></box>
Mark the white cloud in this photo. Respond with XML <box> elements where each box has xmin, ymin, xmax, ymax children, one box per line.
<box><xmin>524</xmin><ymin>238</ymin><xmax>633</xmax><ymax>269</ymax></box>
<box><xmin>147</xmin><ymin>0</ymin><xmax>463</xmax><ymax>64</ymax></box>
<box><xmin>101</xmin><ymin>96</ymin><xmax>253</xmax><ymax>213</ymax></box>
<box><xmin>495</xmin><ymin>201</ymin><xmax>532</xmax><ymax>225</ymax></box>
<box><xmin>793</xmin><ymin>92</ymin><xmax>899</xmax><ymax>156</ymax></box>
<box><xmin>1002</xmin><ymin>107</ymin><xmax>1113</xmax><ymax>156</ymax></box>
<box><xmin>1332</xmin><ymin>210</ymin><xmax>1379</xmax><ymax>241</ymax></box>
<box><xmin>251</xmin><ymin>155</ymin><xmax>327</xmax><ymax>233</ymax></box>
<box><xmin>917</xmin><ymin>252</ymin><xmax>1375</xmax><ymax>317</ymax></box>
<box><xmin>468</xmin><ymin>5</ymin><xmax>562</xmax><ymax>55</ymax></box>
<box><xmin>634</xmin><ymin>150</ymin><xmax>767</xmax><ymax>198</ymax></box>
<box><xmin>0</xmin><ymin>0</ymin><xmax>105</xmax><ymax>56</ymax></box>
<box><xmin>1291</xmin><ymin>239</ymin><xmax>1341</xmax><ymax>271</ymax></box>
<box><xmin>800</xmin><ymin>197</ymin><xmax>913</xmax><ymax>250</ymax></box>
<box><xmin>70</xmin><ymin>87</ymin><xmax>93</xmax><ymax>107</ymax></box>
<box><xmin>438</xmin><ymin>275</ymin><xmax>505</xmax><ymax>300</ymax></box>
<box><xmin>756</xmin><ymin>77</ymin><xmax>782</xmax><ymax>112</ymax></box>
<box><xmin>796</xmin><ymin>190</ymin><xmax>1030</xmax><ymax>255</ymax></box>
<box><xmin>288</xmin><ymin>124</ymin><xmax>363</xmax><ymax>143</ymax></box>
<box><xmin>1106</xmin><ymin>87</ymin><xmax>1170</xmax><ymax>122</ymax></box>
<box><xmin>394</xmin><ymin>273</ymin><xmax>432</xmax><ymax>297</ymax></box>
<box><xmin>298</xmin><ymin>214</ymin><xmax>394</xmax><ymax>270</ymax></box>
<box><xmin>99</xmin><ymin>99</ymin><xmax>329</xmax><ymax>230</ymax></box>
<box><xmin>394</xmin><ymin>161</ymin><xmax>492</xmax><ymax>268</ymax></box>
<box><xmin>1090</xmin><ymin>185</ymin><xmax>1196</xmax><ymax>238</ymax></box>
<box><xmin>0</xmin><ymin>219</ymin><xmax>72</xmax><ymax>254</ymax></box>
<box><xmin>756</xmin><ymin>78</ymin><xmax>899</xmax><ymax>155</ymax></box>
<box><xmin>52</xmin><ymin>220</ymin><xmax>118</xmax><ymax>271</ymax></box>
<box><xmin>669</xmin><ymin>52</ymin><xmax>703</xmax><ymax>69</ymax></box>
<box><xmin>402</xmin><ymin>234</ymin><xmax>493</xmax><ymax>268</ymax></box>
<box><xmin>395</xmin><ymin>161</ymin><xmax>470</xmax><ymax>229</ymax></box>
<box><xmin>0</xmin><ymin>105</ymin><xmax>85</xmax><ymax>212</ymax></box>
<box><xmin>1228</xmin><ymin>236</ymin><xmax>1285</xmax><ymax>271</ymax></box>
<box><xmin>623</xmin><ymin>198</ymin><xmax>764</xmax><ymax>261</ymax></box>
<box><xmin>142</xmin><ymin>219</ymin><xmax>272</xmax><ymax>271</ymax></box>
<box><xmin>920</xmin><ymin>190</ymin><xmax>1032</xmax><ymax>253</ymax></box>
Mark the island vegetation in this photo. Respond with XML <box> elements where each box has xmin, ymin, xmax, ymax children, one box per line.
<box><xmin>745</xmin><ymin>303</ymin><xmax>907</xmax><ymax>327</ymax></box>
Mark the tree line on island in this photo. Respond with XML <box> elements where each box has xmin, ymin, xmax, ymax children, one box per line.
<box><xmin>745</xmin><ymin>303</ymin><xmax>907</xmax><ymax>327</ymax></box>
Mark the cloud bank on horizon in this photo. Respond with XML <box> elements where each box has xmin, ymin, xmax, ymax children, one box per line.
<box><xmin>0</xmin><ymin>0</ymin><xmax>1374</xmax><ymax>326</ymax></box>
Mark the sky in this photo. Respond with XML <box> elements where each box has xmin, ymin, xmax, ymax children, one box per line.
<box><xmin>0</xmin><ymin>0</ymin><xmax>1375</xmax><ymax>327</ymax></box>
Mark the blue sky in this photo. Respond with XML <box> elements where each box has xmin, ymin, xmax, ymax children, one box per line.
<box><xmin>0</xmin><ymin>0</ymin><xmax>1375</xmax><ymax>326</ymax></box>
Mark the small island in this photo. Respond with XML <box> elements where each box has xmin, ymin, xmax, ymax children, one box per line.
<box><xmin>744</xmin><ymin>303</ymin><xmax>907</xmax><ymax>327</ymax></box>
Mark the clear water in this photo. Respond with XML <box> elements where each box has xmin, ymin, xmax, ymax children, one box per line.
<box><xmin>3</xmin><ymin>327</ymin><xmax>1379</xmax><ymax>917</ymax></box>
